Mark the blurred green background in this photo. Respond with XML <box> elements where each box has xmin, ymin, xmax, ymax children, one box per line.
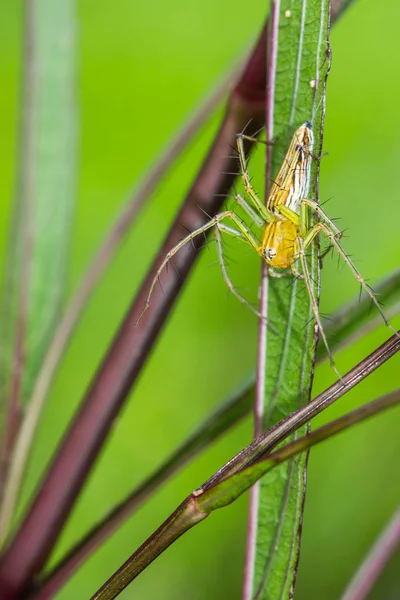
<box><xmin>1</xmin><ymin>0</ymin><xmax>400</xmax><ymax>598</ymax></box>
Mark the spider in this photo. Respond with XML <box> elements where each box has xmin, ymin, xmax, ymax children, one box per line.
<box><xmin>137</xmin><ymin>122</ymin><xmax>396</xmax><ymax>377</ymax></box>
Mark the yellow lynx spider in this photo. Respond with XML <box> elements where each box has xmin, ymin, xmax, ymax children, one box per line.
<box><xmin>137</xmin><ymin>122</ymin><xmax>397</xmax><ymax>377</ymax></box>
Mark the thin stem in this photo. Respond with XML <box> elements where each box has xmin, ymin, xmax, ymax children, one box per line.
<box><xmin>341</xmin><ymin>507</ymin><xmax>400</xmax><ymax>600</ymax></box>
<box><xmin>203</xmin><ymin>331</ymin><xmax>400</xmax><ymax>490</ymax></box>
<box><xmin>90</xmin><ymin>496</ymin><xmax>208</xmax><ymax>600</ymax></box>
<box><xmin>199</xmin><ymin>389</ymin><xmax>400</xmax><ymax>512</ymax></box>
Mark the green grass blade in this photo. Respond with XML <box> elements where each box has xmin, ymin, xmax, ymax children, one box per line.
<box><xmin>0</xmin><ymin>0</ymin><xmax>77</xmax><ymax>527</ymax></box>
<box><xmin>247</xmin><ymin>2</ymin><xmax>331</xmax><ymax>598</ymax></box>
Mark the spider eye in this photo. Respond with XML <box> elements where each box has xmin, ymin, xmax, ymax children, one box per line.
<box><xmin>264</xmin><ymin>248</ymin><xmax>276</xmax><ymax>261</ymax></box>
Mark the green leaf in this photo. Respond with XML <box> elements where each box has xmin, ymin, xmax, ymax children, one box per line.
<box><xmin>0</xmin><ymin>1</ymin><xmax>77</xmax><ymax>408</ymax></box>
<box><xmin>248</xmin><ymin>2</ymin><xmax>331</xmax><ymax>598</ymax></box>
<box><xmin>0</xmin><ymin>0</ymin><xmax>77</xmax><ymax>497</ymax></box>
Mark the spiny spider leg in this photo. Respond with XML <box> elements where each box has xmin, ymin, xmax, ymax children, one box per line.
<box><xmin>296</xmin><ymin>235</ymin><xmax>342</xmax><ymax>380</ymax></box>
<box><xmin>136</xmin><ymin>210</ymin><xmax>265</xmax><ymax>326</ymax></box>
<box><xmin>214</xmin><ymin>226</ymin><xmax>271</xmax><ymax>325</ymax></box>
<box><xmin>239</xmin><ymin>134</ymin><xmax>274</xmax><ymax>145</ymax></box>
<box><xmin>234</xmin><ymin>194</ymin><xmax>265</xmax><ymax>228</ymax></box>
<box><xmin>236</xmin><ymin>134</ymin><xmax>274</xmax><ymax>223</ymax></box>
<box><xmin>302</xmin><ymin>218</ymin><xmax>400</xmax><ymax>341</ymax></box>
<box><xmin>300</xmin><ymin>196</ymin><xmax>342</xmax><ymax>263</ymax></box>
<box><xmin>300</xmin><ymin>197</ymin><xmax>342</xmax><ymax>239</ymax></box>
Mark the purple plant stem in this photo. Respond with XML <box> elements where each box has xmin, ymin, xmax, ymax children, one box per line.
<box><xmin>90</xmin><ymin>495</ymin><xmax>207</xmax><ymax>600</ymax></box>
<box><xmin>341</xmin><ymin>508</ymin><xmax>400</xmax><ymax>600</ymax></box>
<box><xmin>201</xmin><ymin>332</ymin><xmax>400</xmax><ymax>490</ymax></box>
<box><xmin>26</xmin><ymin>58</ymin><xmax>242</xmax><ymax>421</ymax></box>
<box><xmin>0</xmin><ymin>23</ymin><xmax>269</xmax><ymax>600</ymax></box>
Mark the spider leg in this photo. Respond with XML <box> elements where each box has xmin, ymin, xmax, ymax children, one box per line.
<box><xmin>239</xmin><ymin>134</ymin><xmax>274</xmax><ymax>146</ymax></box>
<box><xmin>268</xmin><ymin>266</ymin><xmax>293</xmax><ymax>279</ymax></box>
<box><xmin>290</xmin><ymin>259</ymin><xmax>304</xmax><ymax>280</ymax></box>
<box><xmin>296</xmin><ymin>235</ymin><xmax>342</xmax><ymax>380</ymax></box>
<box><xmin>214</xmin><ymin>226</ymin><xmax>272</xmax><ymax>326</ymax></box>
<box><xmin>136</xmin><ymin>210</ymin><xmax>262</xmax><ymax>325</ymax></box>
<box><xmin>234</xmin><ymin>194</ymin><xmax>265</xmax><ymax>228</ymax></box>
<box><xmin>299</xmin><ymin>197</ymin><xmax>339</xmax><ymax>266</ymax></box>
<box><xmin>301</xmin><ymin>197</ymin><xmax>342</xmax><ymax>239</ymax></box>
<box><xmin>303</xmin><ymin>221</ymin><xmax>400</xmax><ymax>341</ymax></box>
<box><xmin>236</xmin><ymin>134</ymin><xmax>275</xmax><ymax>223</ymax></box>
